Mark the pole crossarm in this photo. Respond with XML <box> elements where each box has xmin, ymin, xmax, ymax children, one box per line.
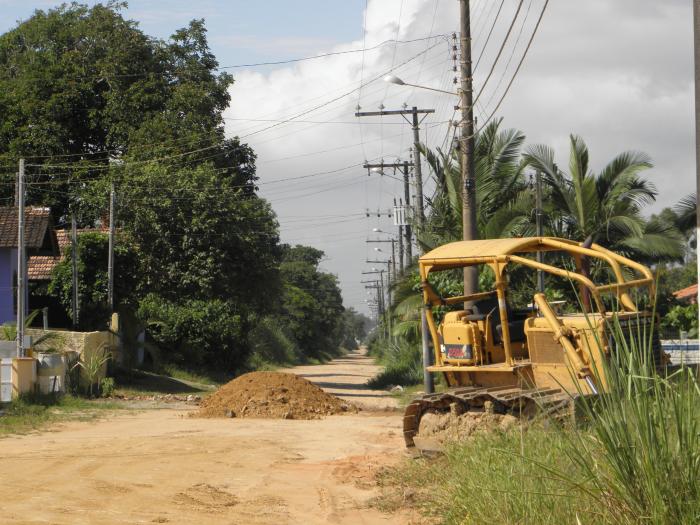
<box><xmin>366</xmin><ymin>239</ymin><xmax>394</xmax><ymax>243</ymax></box>
<box><xmin>363</xmin><ymin>162</ymin><xmax>414</xmax><ymax>169</ymax></box>
<box><xmin>355</xmin><ymin>109</ymin><xmax>434</xmax><ymax>117</ymax></box>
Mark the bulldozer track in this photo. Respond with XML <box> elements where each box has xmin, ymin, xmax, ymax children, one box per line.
<box><xmin>403</xmin><ymin>385</ymin><xmax>572</xmax><ymax>448</ymax></box>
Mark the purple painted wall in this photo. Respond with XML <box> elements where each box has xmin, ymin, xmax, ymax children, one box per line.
<box><xmin>0</xmin><ymin>248</ymin><xmax>17</xmax><ymax>324</ymax></box>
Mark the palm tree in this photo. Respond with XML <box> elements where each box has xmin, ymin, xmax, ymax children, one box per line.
<box><xmin>418</xmin><ymin>118</ymin><xmax>529</xmax><ymax>249</ymax></box>
<box><xmin>524</xmin><ymin>135</ymin><xmax>683</xmax><ymax>260</ymax></box>
<box><xmin>674</xmin><ymin>192</ymin><xmax>696</xmax><ymax>237</ymax></box>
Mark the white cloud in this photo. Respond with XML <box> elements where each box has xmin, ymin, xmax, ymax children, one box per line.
<box><xmin>223</xmin><ymin>0</ymin><xmax>696</xmax><ymax>314</ymax></box>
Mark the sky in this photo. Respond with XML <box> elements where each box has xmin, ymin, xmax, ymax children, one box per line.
<box><xmin>0</xmin><ymin>0</ymin><xmax>696</xmax><ymax>315</ymax></box>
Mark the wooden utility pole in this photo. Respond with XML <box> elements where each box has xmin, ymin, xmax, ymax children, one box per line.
<box><xmin>694</xmin><ymin>0</ymin><xmax>700</xmax><ymax>309</ymax></box>
<box><xmin>71</xmin><ymin>214</ymin><xmax>79</xmax><ymax>329</ymax></box>
<box><xmin>107</xmin><ymin>183</ymin><xmax>116</xmax><ymax>312</ymax></box>
<box><xmin>460</xmin><ymin>0</ymin><xmax>479</xmax><ymax>296</ymax></box>
<box><xmin>16</xmin><ymin>159</ymin><xmax>25</xmax><ymax>357</ymax></box>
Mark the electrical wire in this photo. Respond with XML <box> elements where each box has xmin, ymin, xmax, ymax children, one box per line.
<box><xmin>472</xmin><ymin>0</ymin><xmax>524</xmax><ymax>107</ymax></box>
<box><xmin>473</xmin><ymin>0</ymin><xmax>506</xmax><ymax>73</ymax></box>
<box><xmin>477</xmin><ymin>0</ymin><xmax>550</xmax><ymax>133</ymax></box>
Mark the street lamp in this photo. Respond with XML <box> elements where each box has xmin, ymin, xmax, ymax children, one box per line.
<box><xmin>384</xmin><ymin>75</ymin><xmax>457</xmax><ymax>96</ymax></box>
<box><xmin>374</xmin><ymin>247</ymin><xmax>383</xmax><ymax>253</ymax></box>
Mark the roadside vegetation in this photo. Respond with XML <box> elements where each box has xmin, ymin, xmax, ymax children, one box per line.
<box><xmin>376</xmin><ymin>322</ymin><xmax>700</xmax><ymax>524</ymax></box>
<box><xmin>0</xmin><ymin>4</ymin><xmax>370</xmax><ymax>387</ymax></box>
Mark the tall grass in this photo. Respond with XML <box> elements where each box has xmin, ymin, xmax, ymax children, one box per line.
<box><xmin>367</xmin><ymin>339</ymin><xmax>423</xmax><ymax>389</ymax></box>
<box><xmin>556</xmin><ymin>316</ymin><xmax>700</xmax><ymax>524</ymax></box>
<box><xmin>378</xmin><ymin>314</ymin><xmax>700</xmax><ymax>524</ymax></box>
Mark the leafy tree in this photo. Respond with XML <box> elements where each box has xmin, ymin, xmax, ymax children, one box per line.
<box><xmin>0</xmin><ymin>3</ymin><xmax>237</xmax><ymax>221</ymax></box>
<box><xmin>48</xmin><ymin>232</ymin><xmax>138</xmax><ymax>331</ymax></box>
<box><xmin>113</xmin><ymin>163</ymin><xmax>280</xmax><ymax>311</ymax></box>
<box><xmin>339</xmin><ymin>308</ymin><xmax>372</xmax><ymax>348</ymax></box>
<box><xmin>278</xmin><ymin>245</ymin><xmax>345</xmax><ymax>360</ymax></box>
<box><xmin>418</xmin><ymin>118</ymin><xmax>528</xmax><ymax>250</ymax></box>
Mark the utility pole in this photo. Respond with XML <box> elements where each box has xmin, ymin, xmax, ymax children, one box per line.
<box><xmin>361</xmin><ymin>158</ymin><xmax>432</xmax><ymax>390</ymax></box>
<box><xmin>356</xmin><ymin>108</ymin><xmax>434</xmax><ymax>224</ymax></box>
<box><xmin>357</xmin><ymin>110</ymin><xmax>435</xmax><ymax>393</ymax></box>
<box><xmin>694</xmin><ymin>0</ymin><xmax>700</xmax><ymax>310</ymax></box>
<box><xmin>410</xmin><ymin>117</ymin><xmax>426</xmax><ymax>226</ymax></box>
<box><xmin>71</xmin><ymin>214</ymin><xmax>79</xmax><ymax>329</ymax></box>
<box><xmin>16</xmin><ymin>159</ymin><xmax>25</xmax><ymax>357</ymax></box>
<box><xmin>364</xmin><ymin>161</ymin><xmax>414</xmax><ymax>264</ymax></box>
<box><xmin>460</xmin><ymin>0</ymin><xmax>478</xmax><ymax>297</ymax></box>
<box><xmin>535</xmin><ymin>171</ymin><xmax>544</xmax><ymax>293</ymax></box>
<box><xmin>362</xmin><ymin>270</ymin><xmax>388</xmax><ymax>339</ymax></box>
<box><xmin>107</xmin><ymin>183</ymin><xmax>116</xmax><ymax>312</ymax></box>
<box><xmin>402</xmin><ymin>160</ymin><xmax>413</xmax><ymax>264</ymax></box>
<box><xmin>395</xmin><ymin>199</ymin><xmax>405</xmax><ymax>270</ymax></box>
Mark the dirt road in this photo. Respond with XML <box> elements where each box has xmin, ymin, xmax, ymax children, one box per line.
<box><xmin>0</xmin><ymin>350</ymin><xmax>409</xmax><ymax>524</ymax></box>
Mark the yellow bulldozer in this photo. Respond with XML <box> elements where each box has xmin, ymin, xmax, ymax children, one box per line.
<box><xmin>404</xmin><ymin>236</ymin><xmax>663</xmax><ymax>448</ymax></box>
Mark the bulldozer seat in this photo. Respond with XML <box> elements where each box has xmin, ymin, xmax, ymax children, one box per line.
<box><xmin>472</xmin><ymin>295</ymin><xmax>527</xmax><ymax>344</ymax></box>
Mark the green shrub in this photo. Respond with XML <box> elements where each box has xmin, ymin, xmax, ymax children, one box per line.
<box><xmin>660</xmin><ymin>303</ymin><xmax>699</xmax><ymax>337</ymax></box>
<box><xmin>100</xmin><ymin>377</ymin><xmax>115</xmax><ymax>397</ymax></box>
<box><xmin>554</xmin><ymin>316</ymin><xmax>700</xmax><ymax>524</ymax></box>
<box><xmin>138</xmin><ymin>294</ymin><xmax>250</xmax><ymax>373</ymax></box>
<box><xmin>367</xmin><ymin>341</ymin><xmax>423</xmax><ymax>389</ymax></box>
<box><xmin>247</xmin><ymin>316</ymin><xmax>300</xmax><ymax>369</ymax></box>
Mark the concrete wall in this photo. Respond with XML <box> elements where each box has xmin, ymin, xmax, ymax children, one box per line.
<box><xmin>23</xmin><ymin>328</ymin><xmax>115</xmax><ymax>385</ymax></box>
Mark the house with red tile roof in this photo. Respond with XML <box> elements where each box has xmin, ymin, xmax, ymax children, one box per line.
<box><xmin>673</xmin><ymin>283</ymin><xmax>698</xmax><ymax>304</ymax></box>
<box><xmin>0</xmin><ymin>206</ymin><xmax>58</xmax><ymax>323</ymax></box>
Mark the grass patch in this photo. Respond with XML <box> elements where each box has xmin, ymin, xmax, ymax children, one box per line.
<box><xmin>0</xmin><ymin>393</ymin><xmax>122</xmax><ymax>437</ymax></box>
<box><xmin>376</xmin><ymin>426</ymin><xmax>597</xmax><ymax>524</ymax></box>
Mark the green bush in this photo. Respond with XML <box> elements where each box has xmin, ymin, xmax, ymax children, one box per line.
<box><xmin>555</xmin><ymin>317</ymin><xmax>700</xmax><ymax>524</ymax></box>
<box><xmin>367</xmin><ymin>340</ymin><xmax>423</xmax><ymax>389</ymax></box>
<box><xmin>660</xmin><ymin>303</ymin><xmax>699</xmax><ymax>337</ymax></box>
<box><xmin>100</xmin><ymin>377</ymin><xmax>115</xmax><ymax>397</ymax></box>
<box><xmin>138</xmin><ymin>294</ymin><xmax>250</xmax><ymax>373</ymax></box>
<box><xmin>247</xmin><ymin>316</ymin><xmax>300</xmax><ymax>369</ymax></box>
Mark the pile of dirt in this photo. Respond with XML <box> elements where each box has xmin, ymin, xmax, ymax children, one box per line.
<box><xmin>417</xmin><ymin>405</ymin><xmax>518</xmax><ymax>445</ymax></box>
<box><xmin>197</xmin><ymin>371</ymin><xmax>355</xmax><ymax>419</ymax></box>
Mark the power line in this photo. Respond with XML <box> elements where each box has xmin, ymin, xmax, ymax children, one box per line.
<box><xmin>19</xmin><ymin>40</ymin><xmax>446</xmax><ymax>172</ymax></box>
<box><xmin>473</xmin><ymin>0</ymin><xmax>506</xmax><ymax>73</ymax></box>
<box><xmin>477</xmin><ymin>0</ymin><xmax>550</xmax><ymax>133</ymax></box>
<box><xmin>483</xmin><ymin>0</ymin><xmax>534</xmax><ymax>110</ymax></box>
<box><xmin>472</xmin><ymin>0</ymin><xmax>524</xmax><ymax>106</ymax></box>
